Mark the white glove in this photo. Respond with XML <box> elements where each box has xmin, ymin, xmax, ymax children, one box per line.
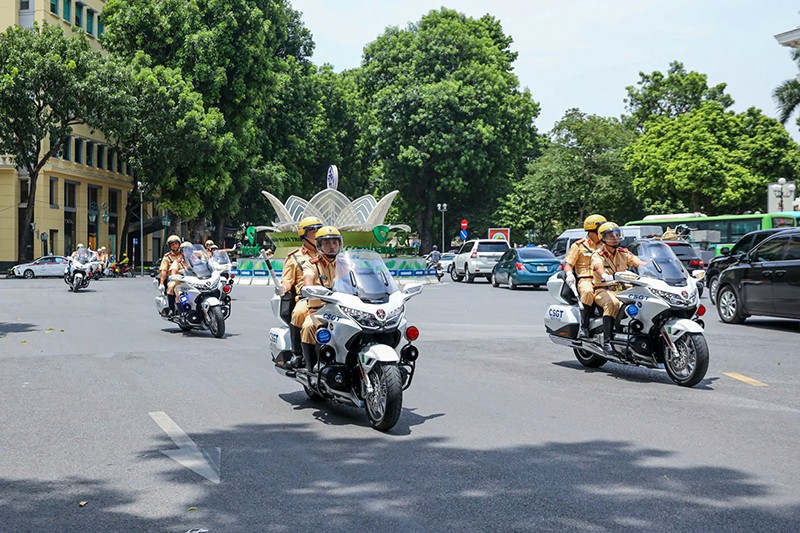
<box><xmin>601</xmin><ymin>273</ymin><xmax>614</xmax><ymax>283</ymax></box>
<box><xmin>158</xmin><ymin>284</ymin><xmax>165</xmax><ymax>294</ymax></box>
<box><xmin>565</xmin><ymin>271</ymin><xmax>576</xmax><ymax>288</ymax></box>
<box><xmin>274</xmin><ymin>284</ymin><xmax>287</xmax><ymax>297</ymax></box>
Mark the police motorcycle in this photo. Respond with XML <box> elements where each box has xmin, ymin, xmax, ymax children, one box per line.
<box><xmin>64</xmin><ymin>246</ymin><xmax>97</xmax><ymax>292</ymax></box>
<box><xmin>155</xmin><ymin>244</ymin><xmax>233</xmax><ymax>338</ymax></box>
<box><xmin>544</xmin><ymin>240</ymin><xmax>709</xmax><ymax>387</ymax></box>
<box><xmin>268</xmin><ymin>249</ymin><xmax>424</xmax><ymax>431</ymax></box>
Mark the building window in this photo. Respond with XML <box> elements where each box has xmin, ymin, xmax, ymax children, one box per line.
<box><xmin>86</xmin><ymin>9</ymin><xmax>94</xmax><ymax>35</ymax></box>
<box><xmin>20</xmin><ymin>180</ymin><xmax>29</xmax><ymax>204</ymax></box>
<box><xmin>75</xmin><ymin>2</ymin><xmax>83</xmax><ymax>29</ymax></box>
<box><xmin>50</xmin><ymin>0</ymin><xmax>58</xmax><ymax>15</ymax></box>
<box><xmin>64</xmin><ymin>182</ymin><xmax>76</xmax><ymax>209</ymax></box>
<box><xmin>63</xmin><ymin>135</ymin><xmax>71</xmax><ymax>161</ymax></box>
<box><xmin>97</xmin><ymin>145</ymin><xmax>104</xmax><ymax>169</ymax></box>
<box><xmin>50</xmin><ymin>177</ymin><xmax>58</xmax><ymax>207</ymax></box>
<box><xmin>74</xmin><ymin>138</ymin><xmax>83</xmax><ymax>164</ymax></box>
<box><xmin>62</xmin><ymin>0</ymin><xmax>70</xmax><ymax>22</ymax></box>
<box><xmin>86</xmin><ymin>141</ymin><xmax>94</xmax><ymax>166</ymax></box>
<box><xmin>98</xmin><ymin>17</ymin><xmax>104</xmax><ymax>39</ymax></box>
<box><xmin>116</xmin><ymin>153</ymin><xmax>122</xmax><ymax>174</ymax></box>
<box><xmin>20</xmin><ymin>1</ymin><xmax>31</xmax><ymax>9</ymax></box>
<box><xmin>107</xmin><ymin>148</ymin><xmax>115</xmax><ymax>172</ymax></box>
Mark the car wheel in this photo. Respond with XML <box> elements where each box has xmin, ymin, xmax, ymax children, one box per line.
<box><xmin>451</xmin><ymin>266</ymin><xmax>463</xmax><ymax>282</ymax></box>
<box><xmin>23</xmin><ymin>269</ymin><xmax>34</xmax><ymax>279</ymax></box>
<box><xmin>508</xmin><ymin>276</ymin><xmax>518</xmax><ymax>290</ymax></box>
<box><xmin>466</xmin><ymin>267</ymin><xmax>475</xmax><ymax>283</ymax></box>
<box><xmin>708</xmin><ymin>276</ymin><xmax>719</xmax><ymax>305</ymax></box>
<box><xmin>532</xmin><ymin>284</ymin><xmax>541</xmax><ymax>289</ymax></box>
<box><xmin>717</xmin><ymin>285</ymin><xmax>746</xmax><ymax>324</ymax></box>
<box><xmin>491</xmin><ymin>273</ymin><xmax>499</xmax><ymax>287</ymax></box>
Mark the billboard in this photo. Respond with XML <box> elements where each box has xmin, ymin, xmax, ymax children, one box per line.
<box><xmin>488</xmin><ymin>228</ymin><xmax>510</xmax><ymax>241</ymax></box>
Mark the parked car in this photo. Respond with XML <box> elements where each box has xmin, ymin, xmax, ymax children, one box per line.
<box><xmin>716</xmin><ymin>229</ymin><xmax>800</xmax><ymax>324</ymax></box>
<box><xmin>11</xmin><ymin>255</ymin><xmax>70</xmax><ymax>278</ymax></box>
<box><xmin>451</xmin><ymin>239</ymin><xmax>511</xmax><ymax>282</ymax></box>
<box><xmin>439</xmin><ymin>252</ymin><xmax>456</xmax><ymax>273</ymax></box>
<box><xmin>706</xmin><ymin>228</ymin><xmax>791</xmax><ymax>305</ymax></box>
<box><xmin>491</xmin><ymin>247</ymin><xmax>562</xmax><ymax>290</ymax></box>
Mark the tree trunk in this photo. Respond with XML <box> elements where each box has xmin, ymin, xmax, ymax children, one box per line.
<box><xmin>18</xmin><ymin>169</ymin><xmax>40</xmax><ymax>262</ymax></box>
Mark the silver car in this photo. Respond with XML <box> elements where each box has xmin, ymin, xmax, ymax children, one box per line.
<box><xmin>12</xmin><ymin>255</ymin><xmax>70</xmax><ymax>279</ymax></box>
<box><xmin>451</xmin><ymin>239</ymin><xmax>511</xmax><ymax>282</ymax></box>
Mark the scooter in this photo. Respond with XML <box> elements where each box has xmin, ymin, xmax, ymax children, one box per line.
<box><xmin>426</xmin><ymin>257</ymin><xmax>444</xmax><ymax>281</ymax></box>
<box><xmin>544</xmin><ymin>247</ymin><xmax>709</xmax><ymax>387</ymax></box>
<box><xmin>267</xmin><ymin>249</ymin><xmax>423</xmax><ymax>431</ymax></box>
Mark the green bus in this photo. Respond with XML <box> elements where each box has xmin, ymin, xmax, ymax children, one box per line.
<box><xmin>625</xmin><ymin>212</ymin><xmax>798</xmax><ymax>256</ymax></box>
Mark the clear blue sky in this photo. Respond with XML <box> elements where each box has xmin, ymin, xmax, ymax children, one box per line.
<box><xmin>290</xmin><ymin>0</ymin><xmax>800</xmax><ymax>137</ymax></box>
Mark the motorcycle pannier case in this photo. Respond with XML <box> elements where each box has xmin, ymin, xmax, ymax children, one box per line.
<box><xmin>544</xmin><ymin>305</ymin><xmax>580</xmax><ymax>339</ymax></box>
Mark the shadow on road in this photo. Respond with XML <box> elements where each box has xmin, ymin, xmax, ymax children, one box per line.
<box><xmin>552</xmin><ymin>360</ymin><xmax>718</xmax><ymax>390</ymax></box>
<box><xmin>1</xmin><ymin>427</ymin><xmax>798</xmax><ymax>532</ymax></box>
<box><xmin>0</xmin><ymin>322</ymin><xmax>37</xmax><ymax>338</ymax></box>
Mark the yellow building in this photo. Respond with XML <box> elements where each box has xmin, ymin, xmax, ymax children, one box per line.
<box><xmin>1</xmin><ymin>0</ymin><xmax>156</xmax><ymax>269</ymax></box>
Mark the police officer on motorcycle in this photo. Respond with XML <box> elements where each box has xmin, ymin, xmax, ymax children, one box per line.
<box><xmin>280</xmin><ymin>216</ymin><xmax>324</xmax><ymax>369</ymax></box>
<box><xmin>591</xmin><ymin>222</ymin><xmax>647</xmax><ymax>355</ymax></box>
<box><xmin>297</xmin><ymin>226</ymin><xmax>342</xmax><ymax>372</ymax></box>
<box><xmin>159</xmin><ymin>235</ymin><xmax>183</xmax><ymax>315</ymax></box>
<box><xmin>564</xmin><ymin>214</ymin><xmax>606</xmax><ymax>338</ymax></box>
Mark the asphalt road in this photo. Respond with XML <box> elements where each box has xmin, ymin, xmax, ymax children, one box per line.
<box><xmin>0</xmin><ymin>275</ymin><xmax>798</xmax><ymax>532</ymax></box>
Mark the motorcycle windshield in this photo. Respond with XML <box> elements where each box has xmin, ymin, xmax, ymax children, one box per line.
<box><xmin>74</xmin><ymin>247</ymin><xmax>93</xmax><ymax>264</ymax></box>
<box><xmin>211</xmin><ymin>250</ymin><xmax>231</xmax><ymax>269</ymax></box>
<box><xmin>333</xmin><ymin>250</ymin><xmax>400</xmax><ymax>303</ymax></box>
<box><xmin>633</xmin><ymin>242</ymin><xmax>687</xmax><ymax>285</ymax></box>
<box><xmin>183</xmin><ymin>244</ymin><xmax>214</xmax><ymax>279</ymax></box>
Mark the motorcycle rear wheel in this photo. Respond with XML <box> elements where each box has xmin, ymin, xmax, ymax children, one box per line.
<box><xmin>207</xmin><ymin>307</ymin><xmax>225</xmax><ymax>338</ymax></box>
<box><xmin>365</xmin><ymin>363</ymin><xmax>402</xmax><ymax>431</ymax></box>
<box><xmin>573</xmin><ymin>348</ymin><xmax>606</xmax><ymax>368</ymax></box>
<box><xmin>664</xmin><ymin>332</ymin><xmax>709</xmax><ymax>387</ymax></box>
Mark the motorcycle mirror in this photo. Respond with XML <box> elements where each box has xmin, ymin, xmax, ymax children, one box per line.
<box><xmin>402</xmin><ymin>283</ymin><xmax>423</xmax><ymax>296</ymax></box>
<box><xmin>301</xmin><ymin>285</ymin><xmax>332</xmax><ymax>299</ymax></box>
<box><xmin>691</xmin><ymin>269</ymin><xmax>706</xmax><ymax>280</ymax></box>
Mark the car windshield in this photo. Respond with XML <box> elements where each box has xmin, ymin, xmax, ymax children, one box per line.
<box><xmin>666</xmin><ymin>243</ymin><xmax>697</xmax><ymax>259</ymax></box>
<box><xmin>517</xmin><ymin>248</ymin><xmax>555</xmax><ymax>260</ymax></box>
<box><xmin>476</xmin><ymin>242</ymin><xmax>510</xmax><ymax>253</ymax></box>
<box><xmin>333</xmin><ymin>250</ymin><xmax>400</xmax><ymax>303</ymax></box>
<box><xmin>183</xmin><ymin>244</ymin><xmax>214</xmax><ymax>279</ymax></box>
<box><xmin>632</xmin><ymin>242</ymin><xmax>688</xmax><ymax>285</ymax></box>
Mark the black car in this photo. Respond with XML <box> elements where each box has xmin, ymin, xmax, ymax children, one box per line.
<box><xmin>706</xmin><ymin>228</ymin><xmax>791</xmax><ymax>305</ymax></box>
<box><xmin>715</xmin><ymin>229</ymin><xmax>800</xmax><ymax>324</ymax></box>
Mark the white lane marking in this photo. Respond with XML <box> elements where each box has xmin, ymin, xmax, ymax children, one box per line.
<box><xmin>149</xmin><ymin>411</ymin><xmax>221</xmax><ymax>483</ymax></box>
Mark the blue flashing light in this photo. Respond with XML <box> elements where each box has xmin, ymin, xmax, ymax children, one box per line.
<box><xmin>625</xmin><ymin>304</ymin><xmax>639</xmax><ymax>318</ymax></box>
<box><xmin>179</xmin><ymin>294</ymin><xmax>189</xmax><ymax>304</ymax></box>
<box><xmin>316</xmin><ymin>328</ymin><xmax>332</xmax><ymax>344</ymax></box>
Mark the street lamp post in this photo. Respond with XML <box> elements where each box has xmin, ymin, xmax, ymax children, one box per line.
<box><xmin>436</xmin><ymin>203</ymin><xmax>448</xmax><ymax>252</ymax></box>
<box><xmin>771</xmin><ymin>177</ymin><xmax>796</xmax><ymax>212</ymax></box>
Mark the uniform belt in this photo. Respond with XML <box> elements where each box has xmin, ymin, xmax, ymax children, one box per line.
<box><xmin>308</xmin><ymin>306</ymin><xmax>322</xmax><ymax>311</ymax></box>
<box><xmin>578</xmin><ymin>276</ymin><xmax>593</xmax><ymax>279</ymax></box>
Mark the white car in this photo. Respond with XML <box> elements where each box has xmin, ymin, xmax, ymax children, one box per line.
<box><xmin>439</xmin><ymin>252</ymin><xmax>456</xmax><ymax>272</ymax></box>
<box><xmin>11</xmin><ymin>255</ymin><xmax>70</xmax><ymax>279</ymax></box>
<box><xmin>451</xmin><ymin>239</ymin><xmax>511</xmax><ymax>282</ymax></box>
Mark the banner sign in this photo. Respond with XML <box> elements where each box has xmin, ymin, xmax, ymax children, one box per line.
<box><xmin>488</xmin><ymin>228</ymin><xmax>510</xmax><ymax>241</ymax></box>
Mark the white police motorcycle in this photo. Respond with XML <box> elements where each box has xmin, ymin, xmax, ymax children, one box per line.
<box><xmin>544</xmin><ymin>240</ymin><xmax>709</xmax><ymax>387</ymax></box>
<box><xmin>155</xmin><ymin>245</ymin><xmax>233</xmax><ymax>338</ymax></box>
<box><xmin>268</xmin><ymin>249</ymin><xmax>423</xmax><ymax>431</ymax></box>
<box><xmin>64</xmin><ymin>246</ymin><xmax>96</xmax><ymax>292</ymax></box>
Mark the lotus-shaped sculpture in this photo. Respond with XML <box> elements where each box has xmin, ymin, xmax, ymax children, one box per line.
<box><xmin>259</xmin><ymin>189</ymin><xmax>410</xmax><ymax>233</ymax></box>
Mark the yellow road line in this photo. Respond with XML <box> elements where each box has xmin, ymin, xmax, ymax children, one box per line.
<box><xmin>723</xmin><ymin>373</ymin><xmax>768</xmax><ymax>387</ymax></box>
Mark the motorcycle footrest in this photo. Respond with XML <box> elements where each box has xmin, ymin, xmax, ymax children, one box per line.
<box><xmin>284</xmin><ymin>370</ymin><xmax>297</xmax><ymax>378</ymax></box>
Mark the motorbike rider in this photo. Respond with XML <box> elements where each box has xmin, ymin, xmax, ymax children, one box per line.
<box><xmin>281</xmin><ymin>216</ymin><xmax>324</xmax><ymax>369</ymax></box>
<box><xmin>427</xmin><ymin>245</ymin><xmax>441</xmax><ymax>265</ymax></box>
<box><xmin>159</xmin><ymin>235</ymin><xmax>183</xmax><ymax>315</ymax></box>
<box><xmin>297</xmin><ymin>226</ymin><xmax>343</xmax><ymax>372</ymax></box>
<box><xmin>591</xmin><ymin>222</ymin><xmax>647</xmax><ymax>355</ymax></box>
<box><xmin>564</xmin><ymin>214</ymin><xmax>606</xmax><ymax>338</ymax></box>
<box><xmin>70</xmin><ymin>244</ymin><xmax>85</xmax><ymax>259</ymax></box>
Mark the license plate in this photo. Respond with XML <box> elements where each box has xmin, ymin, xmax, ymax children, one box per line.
<box><xmin>536</xmin><ymin>265</ymin><xmax>548</xmax><ymax>272</ymax></box>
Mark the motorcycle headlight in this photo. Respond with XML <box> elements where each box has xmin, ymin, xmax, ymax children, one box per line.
<box><xmin>649</xmin><ymin>287</ymin><xmax>696</xmax><ymax>307</ymax></box>
<box><xmin>341</xmin><ymin>306</ymin><xmax>381</xmax><ymax>328</ymax></box>
<box><xmin>386</xmin><ymin>305</ymin><xmax>404</xmax><ymax>322</ymax></box>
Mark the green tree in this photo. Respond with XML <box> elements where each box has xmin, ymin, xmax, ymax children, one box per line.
<box><xmin>495</xmin><ymin>109</ymin><xmax>640</xmax><ymax>243</ymax></box>
<box><xmin>359</xmin><ymin>8</ymin><xmax>539</xmax><ymax>251</ymax></box>
<box><xmin>624</xmin><ymin>60</ymin><xmax>734</xmax><ymax>129</ymax></box>
<box><xmin>625</xmin><ymin>102</ymin><xmax>800</xmax><ymax>214</ymax></box>
<box><xmin>0</xmin><ymin>24</ymin><xmax>106</xmax><ymax>261</ymax></box>
<box><xmin>772</xmin><ymin>48</ymin><xmax>800</xmax><ymax>125</ymax></box>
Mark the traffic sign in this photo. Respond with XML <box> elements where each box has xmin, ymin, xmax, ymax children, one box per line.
<box><xmin>460</xmin><ymin>219</ymin><xmax>468</xmax><ymax>230</ymax></box>
<box><xmin>133</xmin><ymin>238</ymin><xmax>139</xmax><ymax>245</ymax></box>
<box><xmin>460</xmin><ymin>229</ymin><xmax>468</xmax><ymax>240</ymax></box>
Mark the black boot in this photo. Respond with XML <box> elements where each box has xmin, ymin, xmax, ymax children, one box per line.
<box><xmin>602</xmin><ymin>316</ymin><xmax>615</xmax><ymax>355</ymax></box>
<box><xmin>286</xmin><ymin>325</ymin><xmax>303</xmax><ymax>368</ymax></box>
<box><xmin>302</xmin><ymin>343</ymin><xmax>318</xmax><ymax>373</ymax></box>
<box><xmin>578</xmin><ymin>307</ymin><xmax>590</xmax><ymax>338</ymax></box>
<box><xmin>167</xmin><ymin>294</ymin><xmax>176</xmax><ymax>315</ymax></box>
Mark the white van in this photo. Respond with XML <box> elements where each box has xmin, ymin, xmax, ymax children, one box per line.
<box><xmin>550</xmin><ymin>225</ymin><xmax>663</xmax><ymax>259</ymax></box>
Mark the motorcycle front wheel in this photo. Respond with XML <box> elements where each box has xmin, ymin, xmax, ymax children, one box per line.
<box><xmin>207</xmin><ymin>306</ymin><xmax>225</xmax><ymax>338</ymax></box>
<box><xmin>365</xmin><ymin>363</ymin><xmax>402</xmax><ymax>431</ymax></box>
<box><xmin>664</xmin><ymin>332</ymin><xmax>709</xmax><ymax>387</ymax></box>
<box><xmin>573</xmin><ymin>348</ymin><xmax>606</xmax><ymax>368</ymax></box>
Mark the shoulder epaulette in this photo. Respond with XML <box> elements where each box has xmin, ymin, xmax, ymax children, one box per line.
<box><xmin>618</xmin><ymin>247</ymin><xmax>629</xmax><ymax>253</ymax></box>
<box><xmin>309</xmin><ymin>256</ymin><xmax>321</xmax><ymax>264</ymax></box>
